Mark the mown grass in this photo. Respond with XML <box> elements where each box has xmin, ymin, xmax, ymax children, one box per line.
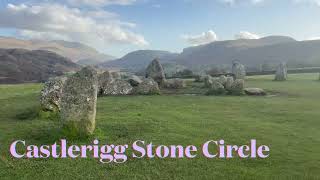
<box><xmin>0</xmin><ymin>74</ymin><xmax>320</xmax><ymax>179</ymax></box>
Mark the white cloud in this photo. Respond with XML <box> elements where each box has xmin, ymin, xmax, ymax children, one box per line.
<box><xmin>306</xmin><ymin>36</ymin><xmax>320</xmax><ymax>41</ymax></box>
<box><xmin>220</xmin><ymin>0</ymin><xmax>264</xmax><ymax>5</ymax></box>
<box><xmin>0</xmin><ymin>3</ymin><xmax>148</xmax><ymax>51</ymax></box>
<box><xmin>220</xmin><ymin>0</ymin><xmax>234</xmax><ymax>4</ymax></box>
<box><xmin>251</xmin><ymin>0</ymin><xmax>264</xmax><ymax>4</ymax></box>
<box><xmin>152</xmin><ymin>4</ymin><xmax>161</xmax><ymax>8</ymax></box>
<box><xmin>18</xmin><ymin>30</ymin><xmax>71</xmax><ymax>41</ymax></box>
<box><xmin>223</xmin><ymin>0</ymin><xmax>320</xmax><ymax>6</ymax></box>
<box><xmin>182</xmin><ymin>30</ymin><xmax>218</xmax><ymax>46</ymax></box>
<box><xmin>294</xmin><ymin>0</ymin><xmax>320</xmax><ymax>6</ymax></box>
<box><xmin>67</xmin><ymin>0</ymin><xmax>137</xmax><ymax>7</ymax></box>
<box><xmin>234</xmin><ymin>31</ymin><xmax>261</xmax><ymax>40</ymax></box>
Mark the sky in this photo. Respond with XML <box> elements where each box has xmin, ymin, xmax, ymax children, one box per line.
<box><xmin>0</xmin><ymin>0</ymin><xmax>320</xmax><ymax>57</ymax></box>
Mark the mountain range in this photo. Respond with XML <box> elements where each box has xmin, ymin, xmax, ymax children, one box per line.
<box><xmin>100</xmin><ymin>36</ymin><xmax>320</xmax><ymax>72</ymax></box>
<box><xmin>99</xmin><ymin>50</ymin><xmax>179</xmax><ymax>71</ymax></box>
<box><xmin>1</xmin><ymin>35</ymin><xmax>320</xmax><ymax>84</ymax></box>
<box><xmin>0</xmin><ymin>37</ymin><xmax>115</xmax><ymax>65</ymax></box>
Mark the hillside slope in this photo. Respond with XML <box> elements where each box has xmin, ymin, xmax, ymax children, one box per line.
<box><xmin>98</xmin><ymin>36</ymin><xmax>320</xmax><ymax>72</ymax></box>
<box><xmin>0</xmin><ymin>37</ymin><xmax>115</xmax><ymax>64</ymax></box>
<box><xmin>0</xmin><ymin>49</ymin><xmax>80</xmax><ymax>83</ymax></box>
<box><xmin>99</xmin><ymin>50</ymin><xmax>179</xmax><ymax>71</ymax></box>
<box><xmin>176</xmin><ymin>36</ymin><xmax>320</xmax><ymax>69</ymax></box>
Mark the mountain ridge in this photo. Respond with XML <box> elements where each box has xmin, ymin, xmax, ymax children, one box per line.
<box><xmin>99</xmin><ymin>50</ymin><xmax>179</xmax><ymax>71</ymax></box>
<box><xmin>176</xmin><ymin>36</ymin><xmax>320</xmax><ymax>69</ymax></box>
<box><xmin>0</xmin><ymin>37</ymin><xmax>115</xmax><ymax>65</ymax></box>
<box><xmin>0</xmin><ymin>48</ymin><xmax>80</xmax><ymax>83</ymax></box>
<box><xmin>99</xmin><ymin>36</ymin><xmax>320</xmax><ymax>72</ymax></box>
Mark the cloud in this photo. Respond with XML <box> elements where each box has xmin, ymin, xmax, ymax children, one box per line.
<box><xmin>67</xmin><ymin>0</ymin><xmax>137</xmax><ymax>7</ymax></box>
<box><xmin>306</xmin><ymin>36</ymin><xmax>320</xmax><ymax>41</ymax></box>
<box><xmin>0</xmin><ymin>3</ymin><xmax>148</xmax><ymax>51</ymax></box>
<box><xmin>223</xmin><ymin>0</ymin><xmax>320</xmax><ymax>6</ymax></box>
<box><xmin>294</xmin><ymin>0</ymin><xmax>320</xmax><ymax>6</ymax></box>
<box><xmin>182</xmin><ymin>30</ymin><xmax>218</xmax><ymax>46</ymax></box>
<box><xmin>18</xmin><ymin>30</ymin><xmax>71</xmax><ymax>41</ymax></box>
<box><xmin>234</xmin><ymin>31</ymin><xmax>261</xmax><ymax>40</ymax></box>
<box><xmin>220</xmin><ymin>0</ymin><xmax>264</xmax><ymax>5</ymax></box>
<box><xmin>251</xmin><ymin>0</ymin><xmax>264</xmax><ymax>4</ymax></box>
<box><xmin>152</xmin><ymin>4</ymin><xmax>161</xmax><ymax>8</ymax></box>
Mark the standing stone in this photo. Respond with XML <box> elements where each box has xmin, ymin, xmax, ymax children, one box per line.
<box><xmin>163</xmin><ymin>79</ymin><xmax>186</xmax><ymax>89</ymax></box>
<box><xmin>98</xmin><ymin>71</ymin><xmax>114</xmax><ymax>94</ymax></box>
<box><xmin>128</xmin><ymin>75</ymin><xmax>143</xmax><ymax>87</ymax></box>
<box><xmin>60</xmin><ymin>67</ymin><xmax>98</xmax><ymax>135</ymax></box>
<box><xmin>274</xmin><ymin>62</ymin><xmax>288</xmax><ymax>81</ymax></box>
<box><xmin>145</xmin><ymin>59</ymin><xmax>166</xmax><ymax>85</ymax></box>
<box><xmin>101</xmin><ymin>79</ymin><xmax>133</xmax><ymax>96</ymax></box>
<box><xmin>195</xmin><ymin>75</ymin><xmax>205</xmax><ymax>82</ymax></box>
<box><xmin>40</xmin><ymin>76</ymin><xmax>67</xmax><ymax>112</ymax></box>
<box><xmin>133</xmin><ymin>78</ymin><xmax>160</xmax><ymax>95</ymax></box>
<box><xmin>206</xmin><ymin>80</ymin><xmax>226</xmax><ymax>95</ymax></box>
<box><xmin>112</xmin><ymin>71</ymin><xmax>122</xmax><ymax>80</ymax></box>
<box><xmin>204</xmin><ymin>75</ymin><xmax>213</xmax><ymax>88</ymax></box>
<box><xmin>225</xmin><ymin>76</ymin><xmax>234</xmax><ymax>91</ymax></box>
<box><xmin>232</xmin><ymin>61</ymin><xmax>246</xmax><ymax>80</ymax></box>
<box><xmin>229</xmin><ymin>79</ymin><xmax>245</xmax><ymax>95</ymax></box>
<box><xmin>218</xmin><ymin>75</ymin><xmax>227</xmax><ymax>86</ymax></box>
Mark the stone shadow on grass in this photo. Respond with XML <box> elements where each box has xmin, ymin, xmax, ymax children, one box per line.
<box><xmin>24</xmin><ymin>124</ymin><xmax>98</xmax><ymax>145</ymax></box>
<box><xmin>15</xmin><ymin>106</ymin><xmax>41</xmax><ymax>121</ymax></box>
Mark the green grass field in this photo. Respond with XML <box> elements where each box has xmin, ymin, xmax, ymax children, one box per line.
<box><xmin>0</xmin><ymin>74</ymin><xmax>320</xmax><ymax>179</ymax></box>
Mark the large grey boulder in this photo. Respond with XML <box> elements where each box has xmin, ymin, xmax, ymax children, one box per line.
<box><xmin>225</xmin><ymin>76</ymin><xmax>234</xmax><ymax>91</ymax></box>
<box><xmin>229</xmin><ymin>79</ymin><xmax>245</xmax><ymax>95</ymax></box>
<box><xmin>111</xmin><ymin>72</ymin><xmax>122</xmax><ymax>80</ymax></box>
<box><xmin>204</xmin><ymin>75</ymin><xmax>213</xmax><ymax>88</ymax></box>
<box><xmin>163</xmin><ymin>79</ymin><xmax>186</xmax><ymax>89</ymax></box>
<box><xmin>145</xmin><ymin>59</ymin><xmax>166</xmax><ymax>85</ymax></box>
<box><xmin>133</xmin><ymin>78</ymin><xmax>160</xmax><ymax>95</ymax></box>
<box><xmin>274</xmin><ymin>62</ymin><xmax>287</xmax><ymax>81</ymax></box>
<box><xmin>40</xmin><ymin>76</ymin><xmax>67</xmax><ymax>112</ymax></box>
<box><xmin>98</xmin><ymin>71</ymin><xmax>114</xmax><ymax>94</ymax></box>
<box><xmin>195</xmin><ymin>75</ymin><xmax>205</xmax><ymax>82</ymax></box>
<box><xmin>244</xmin><ymin>88</ymin><xmax>267</xmax><ymax>96</ymax></box>
<box><xmin>128</xmin><ymin>75</ymin><xmax>143</xmax><ymax>87</ymax></box>
<box><xmin>218</xmin><ymin>75</ymin><xmax>227</xmax><ymax>86</ymax></box>
<box><xmin>206</xmin><ymin>80</ymin><xmax>226</xmax><ymax>95</ymax></box>
<box><xmin>232</xmin><ymin>61</ymin><xmax>246</xmax><ymax>80</ymax></box>
<box><xmin>101</xmin><ymin>79</ymin><xmax>133</xmax><ymax>96</ymax></box>
<box><xmin>60</xmin><ymin>66</ymin><xmax>98</xmax><ymax>135</ymax></box>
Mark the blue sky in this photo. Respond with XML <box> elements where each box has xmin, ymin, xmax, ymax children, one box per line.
<box><xmin>0</xmin><ymin>0</ymin><xmax>320</xmax><ymax>57</ymax></box>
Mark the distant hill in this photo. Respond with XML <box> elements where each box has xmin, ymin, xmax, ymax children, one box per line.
<box><xmin>0</xmin><ymin>49</ymin><xmax>80</xmax><ymax>84</ymax></box>
<box><xmin>76</xmin><ymin>54</ymin><xmax>115</xmax><ymax>66</ymax></box>
<box><xmin>99</xmin><ymin>50</ymin><xmax>179</xmax><ymax>71</ymax></box>
<box><xmin>98</xmin><ymin>36</ymin><xmax>320</xmax><ymax>73</ymax></box>
<box><xmin>0</xmin><ymin>37</ymin><xmax>115</xmax><ymax>65</ymax></box>
<box><xmin>175</xmin><ymin>36</ymin><xmax>320</xmax><ymax>71</ymax></box>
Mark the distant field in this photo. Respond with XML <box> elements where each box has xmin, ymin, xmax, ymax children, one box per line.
<box><xmin>0</xmin><ymin>74</ymin><xmax>320</xmax><ymax>179</ymax></box>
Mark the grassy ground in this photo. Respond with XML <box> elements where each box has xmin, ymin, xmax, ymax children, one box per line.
<box><xmin>0</xmin><ymin>74</ymin><xmax>320</xmax><ymax>179</ymax></box>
